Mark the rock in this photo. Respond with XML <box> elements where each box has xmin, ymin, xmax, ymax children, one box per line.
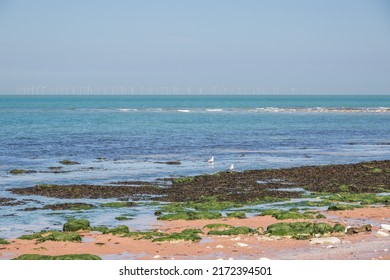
<box><xmin>309</xmin><ymin>237</ymin><xmax>341</xmax><ymax>245</ymax></box>
<box><xmin>216</xmin><ymin>245</ymin><xmax>224</xmax><ymax>249</ymax></box>
<box><xmin>375</xmin><ymin>231</ymin><xmax>389</xmax><ymax>237</ymax></box>
<box><xmin>380</xmin><ymin>224</ymin><xmax>390</xmax><ymax>231</ymax></box>
<box><xmin>236</xmin><ymin>242</ymin><xmax>250</xmax><ymax>247</ymax></box>
<box><xmin>346</xmin><ymin>224</ymin><xmax>372</xmax><ymax>234</ymax></box>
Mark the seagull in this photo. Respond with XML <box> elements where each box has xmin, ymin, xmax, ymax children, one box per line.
<box><xmin>227</xmin><ymin>164</ymin><xmax>235</xmax><ymax>172</ymax></box>
<box><xmin>207</xmin><ymin>156</ymin><xmax>215</xmax><ymax>163</ymax></box>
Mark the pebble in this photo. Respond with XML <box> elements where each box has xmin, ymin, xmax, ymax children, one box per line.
<box><xmin>380</xmin><ymin>224</ymin><xmax>390</xmax><ymax>231</ymax></box>
<box><xmin>230</xmin><ymin>237</ymin><xmax>241</xmax><ymax>241</ymax></box>
<box><xmin>236</xmin><ymin>242</ymin><xmax>250</xmax><ymax>247</ymax></box>
<box><xmin>375</xmin><ymin>231</ymin><xmax>389</xmax><ymax>237</ymax></box>
<box><xmin>153</xmin><ymin>255</ymin><xmax>160</xmax><ymax>259</ymax></box>
<box><xmin>216</xmin><ymin>245</ymin><xmax>224</xmax><ymax>249</ymax></box>
<box><xmin>310</xmin><ymin>237</ymin><xmax>341</xmax><ymax>245</ymax></box>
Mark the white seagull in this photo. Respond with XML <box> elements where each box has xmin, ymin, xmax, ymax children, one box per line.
<box><xmin>208</xmin><ymin>156</ymin><xmax>215</xmax><ymax>163</ymax></box>
<box><xmin>228</xmin><ymin>164</ymin><xmax>235</xmax><ymax>172</ymax></box>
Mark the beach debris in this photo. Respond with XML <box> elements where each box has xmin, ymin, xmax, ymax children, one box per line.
<box><xmin>346</xmin><ymin>224</ymin><xmax>372</xmax><ymax>234</ymax></box>
<box><xmin>375</xmin><ymin>230</ymin><xmax>389</xmax><ymax>238</ymax></box>
<box><xmin>380</xmin><ymin>224</ymin><xmax>390</xmax><ymax>231</ymax></box>
<box><xmin>309</xmin><ymin>237</ymin><xmax>341</xmax><ymax>245</ymax></box>
<box><xmin>236</xmin><ymin>242</ymin><xmax>250</xmax><ymax>247</ymax></box>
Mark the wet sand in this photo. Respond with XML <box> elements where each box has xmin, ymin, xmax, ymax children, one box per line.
<box><xmin>1</xmin><ymin>207</ymin><xmax>389</xmax><ymax>260</ymax></box>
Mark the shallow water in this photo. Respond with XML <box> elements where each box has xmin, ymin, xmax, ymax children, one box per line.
<box><xmin>1</xmin><ymin>95</ymin><xmax>390</xmax><ymax>238</ymax></box>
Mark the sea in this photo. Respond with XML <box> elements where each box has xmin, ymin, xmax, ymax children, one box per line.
<box><xmin>1</xmin><ymin>94</ymin><xmax>390</xmax><ymax>239</ymax></box>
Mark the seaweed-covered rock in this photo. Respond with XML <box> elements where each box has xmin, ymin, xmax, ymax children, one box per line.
<box><xmin>9</xmin><ymin>169</ymin><xmax>36</xmax><ymax>175</ymax></box>
<box><xmin>0</xmin><ymin>238</ymin><xmax>10</xmax><ymax>245</ymax></box>
<box><xmin>346</xmin><ymin>224</ymin><xmax>372</xmax><ymax>234</ymax></box>
<box><xmin>101</xmin><ymin>201</ymin><xmax>136</xmax><ymax>208</ymax></box>
<box><xmin>63</xmin><ymin>219</ymin><xmax>90</xmax><ymax>232</ymax></box>
<box><xmin>207</xmin><ymin>226</ymin><xmax>256</xmax><ymax>236</ymax></box>
<box><xmin>14</xmin><ymin>254</ymin><xmax>101</xmax><ymax>260</ymax></box>
<box><xmin>226</xmin><ymin>211</ymin><xmax>247</xmax><ymax>219</ymax></box>
<box><xmin>152</xmin><ymin>229</ymin><xmax>202</xmax><ymax>242</ymax></box>
<box><xmin>157</xmin><ymin>211</ymin><xmax>222</xmax><ymax>221</ymax></box>
<box><xmin>59</xmin><ymin>160</ymin><xmax>80</xmax><ymax>165</ymax></box>
<box><xmin>265</xmin><ymin>222</ymin><xmax>335</xmax><ymax>239</ymax></box>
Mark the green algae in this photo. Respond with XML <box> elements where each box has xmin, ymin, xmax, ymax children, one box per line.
<box><xmin>207</xmin><ymin>226</ymin><xmax>256</xmax><ymax>236</ymax></box>
<box><xmin>260</xmin><ymin>209</ymin><xmax>317</xmax><ymax>220</ymax></box>
<box><xmin>172</xmin><ymin>176</ymin><xmax>194</xmax><ymax>184</ymax></box>
<box><xmin>90</xmin><ymin>226</ymin><xmax>110</xmax><ymax>234</ymax></box>
<box><xmin>101</xmin><ymin>201</ymin><xmax>136</xmax><ymax>208</ymax></box>
<box><xmin>0</xmin><ymin>238</ymin><xmax>10</xmax><ymax>245</ymax></box>
<box><xmin>115</xmin><ymin>216</ymin><xmax>132</xmax><ymax>221</ymax></box>
<box><xmin>14</xmin><ymin>254</ymin><xmax>101</xmax><ymax>260</ymax></box>
<box><xmin>265</xmin><ymin>222</ymin><xmax>335</xmax><ymax>239</ymax></box>
<box><xmin>152</xmin><ymin>229</ymin><xmax>202</xmax><ymax>243</ymax></box>
<box><xmin>63</xmin><ymin>219</ymin><xmax>91</xmax><ymax>231</ymax></box>
<box><xmin>18</xmin><ymin>231</ymin><xmax>81</xmax><ymax>243</ymax></box>
<box><xmin>333</xmin><ymin>223</ymin><xmax>346</xmax><ymax>233</ymax></box>
<box><xmin>203</xmin><ymin>224</ymin><xmax>234</xmax><ymax>230</ymax></box>
<box><xmin>226</xmin><ymin>211</ymin><xmax>247</xmax><ymax>219</ymax></box>
<box><xmin>123</xmin><ymin>231</ymin><xmax>167</xmax><ymax>240</ymax></box>
<box><xmin>59</xmin><ymin>160</ymin><xmax>80</xmax><ymax>165</ymax></box>
<box><xmin>327</xmin><ymin>204</ymin><xmax>359</xmax><ymax>211</ymax></box>
<box><xmin>107</xmin><ymin>225</ymin><xmax>130</xmax><ymax>235</ymax></box>
<box><xmin>10</xmin><ymin>169</ymin><xmax>32</xmax><ymax>175</ymax></box>
<box><xmin>327</xmin><ymin>193</ymin><xmax>390</xmax><ymax>205</ymax></box>
<box><xmin>157</xmin><ymin>211</ymin><xmax>222</xmax><ymax>221</ymax></box>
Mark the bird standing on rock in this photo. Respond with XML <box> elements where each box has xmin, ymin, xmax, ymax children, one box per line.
<box><xmin>228</xmin><ymin>164</ymin><xmax>235</xmax><ymax>172</ymax></box>
<box><xmin>208</xmin><ymin>156</ymin><xmax>215</xmax><ymax>163</ymax></box>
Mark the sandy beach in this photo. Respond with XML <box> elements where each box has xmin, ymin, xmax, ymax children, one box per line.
<box><xmin>1</xmin><ymin>206</ymin><xmax>389</xmax><ymax>260</ymax></box>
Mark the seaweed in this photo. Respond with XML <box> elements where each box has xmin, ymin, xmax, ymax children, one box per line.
<box><xmin>157</xmin><ymin>211</ymin><xmax>222</xmax><ymax>221</ymax></box>
<box><xmin>101</xmin><ymin>201</ymin><xmax>136</xmax><ymax>208</ymax></box>
<box><xmin>14</xmin><ymin>254</ymin><xmax>101</xmax><ymax>260</ymax></box>
<box><xmin>63</xmin><ymin>219</ymin><xmax>91</xmax><ymax>232</ymax></box>
<box><xmin>265</xmin><ymin>222</ymin><xmax>335</xmax><ymax>239</ymax></box>
<box><xmin>207</xmin><ymin>226</ymin><xmax>256</xmax><ymax>236</ymax></box>
<box><xmin>152</xmin><ymin>229</ymin><xmax>202</xmax><ymax>242</ymax></box>
<box><xmin>0</xmin><ymin>238</ymin><xmax>10</xmax><ymax>245</ymax></box>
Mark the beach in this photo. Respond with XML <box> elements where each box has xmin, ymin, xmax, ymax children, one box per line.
<box><xmin>1</xmin><ymin>207</ymin><xmax>390</xmax><ymax>260</ymax></box>
<box><xmin>1</xmin><ymin>160</ymin><xmax>390</xmax><ymax>260</ymax></box>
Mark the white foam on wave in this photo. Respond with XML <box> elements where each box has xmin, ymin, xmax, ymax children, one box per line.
<box><xmin>206</xmin><ymin>108</ymin><xmax>224</xmax><ymax>112</ymax></box>
<box><xmin>177</xmin><ymin>109</ymin><xmax>191</xmax><ymax>113</ymax></box>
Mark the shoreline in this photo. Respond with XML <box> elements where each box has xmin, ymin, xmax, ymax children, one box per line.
<box><xmin>1</xmin><ymin>206</ymin><xmax>390</xmax><ymax>260</ymax></box>
<box><xmin>1</xmin><ymin>159</ymin><xmax>390</xmax><ymax>260</ymax></box>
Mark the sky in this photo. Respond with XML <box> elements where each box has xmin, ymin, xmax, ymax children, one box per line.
<box><xmin>0</xmin><ymin>0</ymin><xmax>389</xmax><ymax>94</ymax></box>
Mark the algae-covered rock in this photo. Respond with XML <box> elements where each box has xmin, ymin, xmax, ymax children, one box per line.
<box><xmin>0</xmin><ymin>238</ymin><xmax>10</xmax><ymax>245</ymax></box>
<box><xmin>203</xmin><ymin>224</ymin><xmax>234</xmax><ymax>230</ymax></box>
<box><xmin>123</xmin><ymin>231</ymin><xmax>167</xmax><ymax>240</ymax></box>
<box><xmin>90</xmin><ymin>226</ymin><xmax>110</xmax><ymax>234</ymax></box>
<box><xmin>115</xmin><ymin>216</ymin><xmax>132</xmax><ymax>221</ymax></box>
<box><xmin>157</xmin><ymin>211</ymin><xmax>222</xmax><ymax>221</ymax></box>
<box><xmin>108</xmin><ymin>225</ymin><xmax>130</xmax><ymax>235</ymax></box>
<box><xmin>14</xmin><ymin>254</ymin><xmax>101</xmax><ymax>260</ymax></box>
<box><xmin>333</xmin><ymin>223</ymin><xmax>346</xmax><ymax>233</ymax></box>
<box><xmin>260</xmin><ymin>209</ymin><xmax>316</xmax><ymax>220</ymax></box>
<box><xmin>327</xmin><ymin>204</ymin><xmax>358</xmax><ymax>211</ymax></box>
<box><xmin>101</xmin><ymin>201</ymin><xmax>136</xmax><ymax>208</ymax></box>
<box><xmin>152</xmin><ymin>229</ymin><xmax>202</xmax><ymax>243</ymax></box>
<box><xmin>59</xmin><ymin>160</ymin><xmax>80</xmax><ymax>165</ymax></box>
<box><xmin>265</xmin><ymin>222</ymin><xmax>335</xmax><ymax>239</ymax></box>
<box><xmin>9</xmin><ymin>169</ymin><xmax>36</xmax><ymax>175</ymax></box>
<box><xmin>346</xmin><ymin>224</ymin><xmax>372</xmax><ymax>234</ymax></box>
<box><xmin>37</xmin><ymin>232</ymin><xmax>82</xmax><ymax>243</ymax></box>
<box><xmin>207</xmin><ymin>226</ymin><xmax>256</xmax><ymax>236</ymax></box>
<box><xmin>63</xmin><ymin>219</ymin><xmax>90</xmax><ymax>232</ymax></box>
<box><xmin>226</xmin><ymin>211</ymin><xmax>247</xmax><ymax>219</ymax></box>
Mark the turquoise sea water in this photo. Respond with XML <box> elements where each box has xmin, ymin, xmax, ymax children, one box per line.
<box><xmin>1</xmin><ymin>95</ymin><xmax>390</xmax><ymax>239</ymax></box>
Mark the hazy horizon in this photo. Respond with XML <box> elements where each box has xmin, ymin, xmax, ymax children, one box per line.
<box><xmin>1</xmin><ymin>0</ymin><xmax>390</xmax><ymax>95</ymax></box>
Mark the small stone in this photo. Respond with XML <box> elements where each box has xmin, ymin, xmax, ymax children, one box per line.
<box><xmin>380</xmin><ymin>224</ymin><xmax>390</xmax><ymax>231</ymax></box>
<box><xmin>236</xmin><ymin>242</ymin><xmax>250</xmax><ymax>247</ymax></box>
<box><xmin>230</xmin><ymin>237</ymin><xmax>241</xmax><ymax>241</ymax></box>
<box><xmin>310</xmin><ymin>237</ymin><xmax>341</xmax><ymax>245</ymax></box>
<box><xmin>216</xmin><ymin>245</ymin><xmax>224</xmax><ymax>249</ymax></box>
<box><xmin>153</xmin><ymin>255</ymin><xmax>160</xmax><ymax>259</ymax></box>
<box><xmin>375</xmin><ymin>231</ymin><xmax>389</xmax><ymax>237</ymax></box>
<box><xmin>326</xmin><ymin>245</ymin><xmax>335</xmax><ymax>249</ymax></box>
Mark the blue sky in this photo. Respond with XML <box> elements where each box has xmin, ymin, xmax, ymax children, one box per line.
<box><xmin>0</xmin><ymin>0</ymin><xmax>389</xmax><ymax>94</ymax></box>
